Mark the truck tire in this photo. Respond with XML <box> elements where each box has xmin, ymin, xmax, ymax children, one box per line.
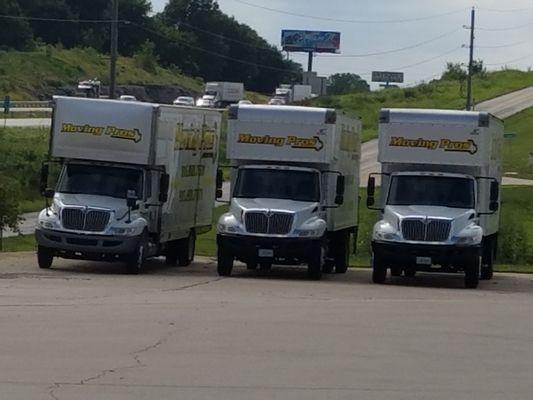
<box><xmin>177</xmin><ymin>231</ymin><xmax>196</xmax><ymax>267</ymax></box>
<box><xmin>259</xmin><ymin>262</ymin><xmax>272</xmax><ymax>271</ymax></box>
<box><xmin>404</xmin><ymin>268</ymin><xmax>416</xmax><ymax>278</ymax></box>
<box><xmin>37</xmin><ymin>246</ymin><xmax>54</xmax><ymax>269</ymax></box>
<box><xmin>165</xmin><ymin>240</ymin><xmax>179</xmax><ymax>266</ymax></box>
<box><xmin>334</xmin><ymin>231</ymin><xmax>350</xmax><ymax>274</ymax></box>
<box><xmin>217</xmin><ymin>245</ymin><xmax>234</xmax><ymax>277</ymax></box>
<box><xmin>390</xmin><ymin>267</ymin><xmax>402</xmax><ymax>277</ymax></box>
<box><xmin>372</xmin><ymin>253</ymin><xmax>387</xmax><ymax>284</ymax></box>
<box><xmin>480</xmin><ymin>240</ymin><xmax>494</xmax><ymax>281</ymax></box>
<box><xmin>464</xmin><ymin>254</ymin><xmax>481</xmax><ymax>289</ymax></box>
<box><xmin>307</xmin><ymin>243</ymin><xmax>324</xmax><ymax>280</ymax></box>
<box><xmin>246</xmin><ymin>262</ymin><xmax>258</xmax><ymax>270</ymax></box>
<box><xmin>126</xmin><ymin>232</ymin><xmax>148</xmax><ymax>275</ymax></box>
<box><xmin>322</xmin><ymin>260</ymin><xmax>335</xmax><ymax>274</ymax></box>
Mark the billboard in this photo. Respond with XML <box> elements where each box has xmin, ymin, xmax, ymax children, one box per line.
<box><xmin>281</xmin><ymin>30</ymin><xmax>341</xmax><ymax>53</ymax></box>
<box><xmin>372</xmin><ymin>71</ymin><xmax>404</xmax><ymax>83</ymax></box>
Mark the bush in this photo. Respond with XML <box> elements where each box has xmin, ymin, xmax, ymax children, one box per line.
<box><xmin>133</xmin><ymin>40</ymin><xmax>159</xmax><ymax>74</ymax></box>
<box><xmin>498</xmin><ymin>217</ymin><xmax>529</xmax><ymax>264</ymax></box>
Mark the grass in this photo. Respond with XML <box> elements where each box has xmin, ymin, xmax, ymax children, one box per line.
<box><xmin>1</xmin><ymin>235</ymin><xmax>36</xmax><ymax>252</ymax></box>
<box><xmin>502</xmin><ymin>108</ymin><xmax>533</xmax><ymax>180</ymax></box>
<box><xmin>311</xmin><ymin>69</ymin><xmax>533</xmax><ymax>142</ymax></box>
<box><xmin>0</xmin><ymin>46</ymin><xmax>203</xmax><ymax>100</ymax></box>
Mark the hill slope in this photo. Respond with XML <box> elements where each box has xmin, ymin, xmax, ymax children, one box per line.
<box><xmin>311</xmin><ymin>70</ymin><xmax>533</xmax><ymax>141</ymax></box>
<box><xmin>0</xmin><ymin>46</ymin><xmax>203</xmax><ymax>100</ymax></box>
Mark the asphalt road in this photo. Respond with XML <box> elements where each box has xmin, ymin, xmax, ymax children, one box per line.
<box><xmin>1</xmin><ymin>252</ymin><xmax>533</xmax><ymax>399</ymax></box>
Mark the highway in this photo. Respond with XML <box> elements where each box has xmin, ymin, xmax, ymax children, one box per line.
<box><xmin>1</xmin><ymin>252</ymin><xmax>533</xmax><ymax>399</ymax></box>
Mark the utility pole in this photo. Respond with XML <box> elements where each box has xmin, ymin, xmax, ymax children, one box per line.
<box><xmin>307</xmin><ymin>52</ymin><xmax>313</xmax><ymax>72</ymax></box>
<box><xmin>466</xmin><ymin>7</ymin><xmax>475</xmax><ymax>111</ymax></box>
<box><xmin>109</xmin><ymin>0</ymin><xmax>119</xmax><ymax>99</ymax></box>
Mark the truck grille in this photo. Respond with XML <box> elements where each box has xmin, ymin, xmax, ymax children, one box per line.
<box><xmin>62</xmin><ymin>208</ymin><xmax>110</xmax><ymax>232</ymax></box>
<box><xmin>245</xmin><ymin>212</ymin><xmax>294</xmax><ymax>235</ymax></box>
<box><xmin>401</xmin><ymin>219</ymin><xmax>451</xmax><ymax>242</ymax></box>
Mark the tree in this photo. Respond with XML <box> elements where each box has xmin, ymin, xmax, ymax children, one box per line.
<box><xmin>134</xmin><ymin>40</ymin><xmax>159</xmax><ymax>73</ymax></box>
<box><xmin>0</xmin><ymin>176</ymin><xmax>22</xmax><ymax>251</ymax></box>
<box><xmin>0</xmin><ymin>0</ymin><xmax>33</xmax><ymax>50</ymax></box>
<box><xmin>327</xmin><ymin>73</ymin><xmax>370</xmax><ymax>95</ymax></box>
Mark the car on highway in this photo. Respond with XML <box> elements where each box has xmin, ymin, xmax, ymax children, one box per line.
<box><xmin>238</xmin><ymin>100</ymin><xmax>253</xmax><ymax>105</ymax></box>
<box><xmin>196</xmin><ymin>96</ymin><xmax>216</xmax><ymax>108</ymax></box>
<box><xmin>119</xmin><ymin>95</ymin><xmax>138</xmax><ymax>102</ymax></box>
<box><xmin>173</xmin><ymin>96</ymin><xmax>195</xmax><ymax>107</ymax></box>
<box><xmin>268</xmin><ymin>97</ymin><xmax>286</xmax><ymax>106</ymax></box>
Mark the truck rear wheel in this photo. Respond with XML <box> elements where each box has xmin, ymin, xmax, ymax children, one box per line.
<box><xmin>480</xmin><ymin>241</ymin><xmax>494</xmax><ymax>281</ymax></box>
<box><xmin>217</xmin><ymin>245</ymin><xmax>234</xmax><ymax>277</ymax></box>
<box><xmin>372</xmin><ymin>253</ymin><xmax>387</xmax><ymax>284</ymax></box>
<box><xmin>37</xmin><ymin>246</ymin><xmax>54</xmax><ymax>269</ymax></box>
<box><xmin>177</xmin><ymin>231</ymin><xmax>196</xmax><ymax>267</ymax></box>
<box><xmin>464</xmin><ymin>254</ymin><xmax>481</xmax><ymax>289</ymax></box>
<box><xmin>307</xmin><ymin>244</ymin><xmax>324</xmax><ymax>280</ymax></box>
<box><xmin>334</xmin><ymin>231</ymin><xmax>350</xmax><ymax>274</ymax></box>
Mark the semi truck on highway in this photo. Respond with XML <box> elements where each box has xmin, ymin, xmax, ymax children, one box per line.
<box><xmin>203</xmin><ymin>82</ymin><xmax>244</xmax><ymax>108</ymax></box>
<box><xmin>216</xmin><ymin>104</ymin><xmax>361</xmax><ymax>280</ymax></box>
<box><xmin>36</xmin><ymin>96</ymin><xmax>222</xmax><ymax>273</ymax></box>
<box><xmin>367</xmin><ymin>108</ymin><xmax>503</xmax><ymax>288</ymax></box>
<box><xmin>273</xmin><ymin>84</ymin><xmax>313</xmax><ymax>104</ymax></box>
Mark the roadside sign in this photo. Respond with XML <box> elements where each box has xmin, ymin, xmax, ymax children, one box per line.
<box><xmin>372</xmin><ymin>71</ymin><xmax>404</xmax><ymax>84</ymax></box>
<box><xmin>504</xmin><ymin>133</ymin><xmax>516</xmax><ymax>139</ymax></box>
<box><xmin>3</xmin><ymin>96</ymin><xmax>10</xmax><ymax>114</ymax></box>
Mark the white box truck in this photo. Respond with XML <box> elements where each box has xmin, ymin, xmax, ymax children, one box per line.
<box><xmin>274</xmin><ymin>84</ymin><xmax>313</xmax><ymax>104</ymax></box>
<box><xmin>36</xmin><ymin>96</ymin><xmax>222</xmax><ymax>273</ymax></box>
<box><xmin>216</xmin><ymin>105</ymin><xmax>361</xmax><ymax>280</ymax></box>
<box><xmin>367</xmin><ymin>108</ymin><xmax>503</xmax><ymax>288</ymax></box>
<box><xmin>204</xmin><ymin>82</ymin><xmax>244</xmax><ymax>108</ymax></box>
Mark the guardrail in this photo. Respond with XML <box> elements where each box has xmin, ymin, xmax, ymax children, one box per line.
<box><xmin>10</xmin><ymin>101</ymin><xmax>51</xmax><ymax>108</ymax></box>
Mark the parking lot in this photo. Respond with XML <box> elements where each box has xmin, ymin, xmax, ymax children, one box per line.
<box><xmin>1</xmin><ymin>251</ymin><xmax>533</xmax><ymax>399</ymax></box>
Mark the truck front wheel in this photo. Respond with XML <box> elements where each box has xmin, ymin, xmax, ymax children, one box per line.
<box><xmin>372</xmin><ymin>253</ymin><xmax>387</xmax><ymax>284</ymax></box>
<box><xmin>217</xmin><ymin>245</ymin><xmax>234</xmax><ymax>276</ymax></box>
<box><xmin>126</xmin><ymin>233</ymin><xmax>148</xmax><ymax>275</ymax></box>
<box><xmin>307</xmin><ymin>243</ymin><xmax>324</xmax><ymax>280</ymax></box>
<box><xmin>480</xmin><ymin>240</ymin><xmax>494</xmax><ymax>281</ymax></box>
<box><xmin>37</xmin><ymin>246</ymin><xmax>54</xmax><ymax>269</ymax></box>
<box><xmin>334</xmin><ymin>231</ymin><xmax>350</xmax><ymax>274</ymax></box>
<box><xmin>464</xmin><ymin>254</ymin><xmax>481</xmax><ymax>289</ymax></box>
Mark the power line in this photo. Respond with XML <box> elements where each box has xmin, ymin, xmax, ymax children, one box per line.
<box><xmin>478</xmin><ymin>6</ymin><xmax>533</xmax><ymax>13</ymax></box>
<box><xmin>486</xmin><ymin>51</ymin><xmax>533</xmax><ymax>66</ymax></box>
<box><xmin>130</xmin><ymin>22</ymin><xmax>300</xmax><ymax>75</ymax></box>
<box><xmin>316</xmin><ymin>28</ymin><xmax>461</xmax><ymax>58</ymax></box>
<box><xmin>477</xmin><ymin>21</ymin><xmax>533</xmax><ymax>31</ymax></box>
<box><xmin>226</xmin><ymin>0</ymin><xmax>468</xmax><ymax>24</ymax></box>
<box><xmin>476</xmin><ymin>39</ymin><xmax>531</xmax><ymax>49</ymax></box>
<box><xmin>0</xmin><ymin>14</ymin><xmax>126</xmax><ymax>23</ymax></box>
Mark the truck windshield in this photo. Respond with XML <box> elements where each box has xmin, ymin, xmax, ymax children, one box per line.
<box><xmin>57</xmin><ymin>164</ymin><xmax>143</xmax><ymax>199</ymax></box>
<box><xmin>234</xmin><ymin>169</ymin><xmax>320</xmax><ymax>202</ymax></box>
<box><xmin>388</xmin><ymin>176</ymin><xmax>475</xmax><ymax>209</ymax></box>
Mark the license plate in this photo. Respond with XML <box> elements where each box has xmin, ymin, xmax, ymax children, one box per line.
<box><xmin>258</xmin><ymin>249</ymin><xmax>274</xmax><ymax>258</ymax></box>
<box><xmin>416</xmin><ymin>257</ymin><xmax>432</xmax><ymax>265</ymax></box>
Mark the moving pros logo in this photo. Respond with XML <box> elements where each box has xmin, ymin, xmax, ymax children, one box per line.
<box><xmin>237</xmin><ymin>134</ymin><xmax>324</xmax><ymax>151</ymax></box>
<box><xmin>61</xmin><ymin>123</ymin><xmax>142</xmax><ymax>143</ymax></box>
<box><xmin>389</xmin><ymin>137</ymin><xmax>478</xmax><ymax>155</ymax></box>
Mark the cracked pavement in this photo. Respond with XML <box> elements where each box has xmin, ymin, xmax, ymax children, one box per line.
<box><xmin>1</xmin><ymin>252</ymin><xmax>533</xmax><ymax>399</ymax></box>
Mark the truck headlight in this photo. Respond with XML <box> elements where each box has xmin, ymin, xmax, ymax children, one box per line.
<box><xmin>373</xmin><ymin>221</ymin><xmax>400</xmax><ymax>241</ymax></box>
<box><xmin>108</xmin><ymin>226</ymin><xmax>139</xmax><ymax>236</ymax></box>
<box><xmin>452</xmin><ymin>225</ymin><xmax>483</xmax><ymax>246</ymax></box>
<box><xmin>217</xmin><ymin>213</ymin><xmax>243</xmax><ymax>234</ymax></box>
<box><xmin>294</xmin><ymin>229</ymin><xmax>322</xmax><ymax>238</ymax></box>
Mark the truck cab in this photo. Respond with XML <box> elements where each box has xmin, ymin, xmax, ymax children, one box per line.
<box><xmin>368</xmin><ymin>108</ymin><xmax>503</xmax><ymax>288</ymax></box>
<box><xmin>217</xmin><ymin>104</ymin><xmax>361</xmax><ymax>280</ymax></box>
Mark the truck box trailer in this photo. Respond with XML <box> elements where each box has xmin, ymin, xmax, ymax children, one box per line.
<box><xmin>36</xmin><ymin>96</ymin><xmax>222</xmax><ymax>273</ymax></box>
<box><xmin>216</xmin><ymin>104</ymin><xmax>361</xmax><ymax>280</ymax></box>
<box><xmin>367</xmin><ymin>108</ymin><xmax>503</xmax><ymax>288</ymax></box>
<box><xmin>204</xmin><ymin>82</ymin><xmax>244</xmax><ymax>108</ymax></box>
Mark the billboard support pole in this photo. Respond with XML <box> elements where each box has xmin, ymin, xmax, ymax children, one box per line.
<box><xmin>307</xmin><ymin>52</ymin><xmax>313</xmax><ymax>72</ymax></box>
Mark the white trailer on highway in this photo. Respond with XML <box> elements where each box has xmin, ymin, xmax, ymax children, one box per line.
<box><xmin>204</xmin><ymin>82</ymin><xmax>244</xmax><ymax>108</ymax></box>
<box><xmin>217</xmin><ymin>104</ymin><xmax>361</xmax><ymax>280</ymax></box>
<box><xmin>367</xmin><ymin>108</ymin><xmax>503</xmax><ymax>288</ymax></box>
<box><xmin>36</xmin><ymin>96</ymin><xmax>222</xmax><ymax>273</ymax></box>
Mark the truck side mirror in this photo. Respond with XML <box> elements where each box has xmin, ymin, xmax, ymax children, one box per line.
<box><xmin>367</xmin><ymin>176</ymin><xmax>376</xmax><ymax>207</ymax></box>
<box><xmin>40</xmin><ymin>164</ymin><xmax>49</xmax><ymax>194</ymax></box>
<box><xmin>334</xmin><ymin>175</ymin><xmax>345</xmax><ymax>206</ymax></box>
<box><xmin>216</xmin><ymin>169</ymin><xmax>224</xmax><ymax>191</ymax></box>
<box><xmin>44</xmin><ymin>188</ymin><xmax>55</xmax><ymax>199</ymax></box>
<box><xmin>159</xmin><ymin>174</ymin><xmax>170</xmax><ymax>203</ymax></box>
<box><xmin>490</xmin><ymin>181</ymin><xmax>499</xmax><ymax>202</ymax></box>
<box><xmin>127</xmin><ymin>190</ymin><xmax>138</xmax><ymax>209</ymax></box>
<box><xmin>489</xmin><ymin>201</ymin><xmax>499</xmax><ymax>212</ymax></box>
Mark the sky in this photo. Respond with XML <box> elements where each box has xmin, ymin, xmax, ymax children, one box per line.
<box><xmin>150</xmin><ymin>0</ymin><xmax>533</xmax><ymax>87</ymax></box>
